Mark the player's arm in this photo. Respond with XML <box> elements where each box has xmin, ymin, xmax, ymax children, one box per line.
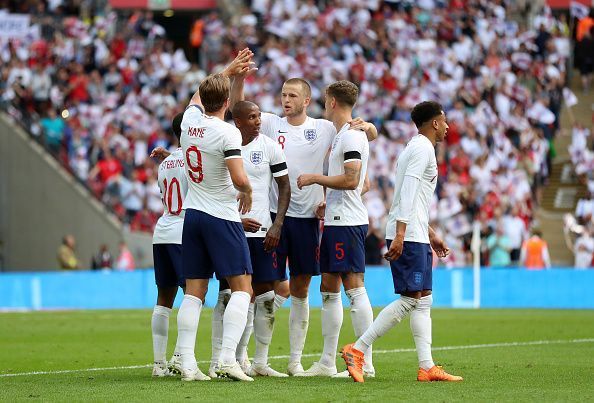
<box><xmin>429</xmin><ymin>226</ymin><xmax>450</xmax><ymax>258</ymax></box>
<box><xmin>150</xmin><ymin>147</ymin><xmax>171</xmax><ymax>162</ymax></box>
<box><xmin>228</xmin><ymin>49</ymin><xmax>258</xmax><ymax>110</ymax></box>
<box><xmin>226</xmin><ymin>157</ymin><xmax>252</xmax><ymax>214</ymax></box>
<box><xmin>349</xmin><ymin>117</ymin><xmax>378</xmax><ymax>141</ymax></box>
<box><xmin>297</xmin><ymin>160</ymin><xmax>361</xmax><ymax>190</ymax></box>
<box><xmin>297</xmin><ymin>134</ymin><xmax>365</xmax><ymax>190</ymax></box>
<box><xmin>361</xmin><ymin>173</ymin><xmax>370</xmax><ymax>195</ymax></box>
<box><xmin>264</xmin><ymin>173</ymin><xmax>290</xmax><ymax>251</ymax></box>
<box><xmin>189</xmin><ymin>48</ymin><xmax>255</xmax><ymax>110</ymax></box>
<box><xmin>384</xmin><ymin>147</ymin><xmax>432</xmax><ymax>261</ymax></box>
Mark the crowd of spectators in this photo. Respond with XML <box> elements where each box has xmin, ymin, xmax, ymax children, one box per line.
<box><xmin>0</xmin><ymin>1</ymin><xmax>590</xmax><ymax>268</ymax></box>
<box><xmin>565</xmin><ymin>122</ymin><xmax>594</xmax><ymax>268</ymax></box>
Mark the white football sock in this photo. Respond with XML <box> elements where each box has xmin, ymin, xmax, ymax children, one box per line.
<box><xmin>253</xmin><ymin>291</ymin><xmax>276</xmax><ymax>366</ymax></box>
<box><xmin>210</xmin><ymin>289</ymin><xmax>231</xmax><ymax>368</ymax></box>
<box><xmin>177</xmin><ymin>295</ymin><xmax>203</xmax><ymax>371</ymax></box>
<box><xmin>236</xmin><ymin>302</ymin><xmax>254</xmax><ymax>362</ymax></box>
<box><xmin>319</xmin><ymin>292</ymin><xmax>343</xmax><ymax>368</ymax></box>
<box><xmin>410</xmin><ymin>295</ymin><xmax>435</xmax><ymax>370</ymax></box>
<box><xmin>289</xmin><ymin>296</ymin><xmax>309</xmax><ymax>364</ymax></box>
<box><xmin>346</xmin><ymin>287</ymin><xmax>374</xmax><ymax>369</ymax></box>
<box><xmin>220</xmin><ymin>291</ymin><xmax>251</xmax><ymax>366</ymax></box>
<box><xmin>273</xmin><ymin>294</ymin><xmax>288</xmax><ymax>312</ymax></box>
<box><xmin>151</xmin><ymin>305</ymin><xmax>171</xmax><ymax>364</ymax></box>
<box><xmin>354</xmin><ymin>296</ymin><xmax>417</xmax><ymax>353</ymax></box>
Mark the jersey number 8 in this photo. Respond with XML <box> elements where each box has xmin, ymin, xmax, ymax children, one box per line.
<box><xmin>185</xmin><ymin>145</ymin><xmax>204</xmax><ymax>183</ymax></box>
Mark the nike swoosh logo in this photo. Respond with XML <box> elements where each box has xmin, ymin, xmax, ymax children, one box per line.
<box><xmin>278</xmin><ymin>130</ymin><xmax>288</xmax><ymax>133</ymax></box>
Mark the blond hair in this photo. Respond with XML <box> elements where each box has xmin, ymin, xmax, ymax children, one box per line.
<box><xmin>199</xmin><ymin>74</ymin><xmax>231</xmax><ymax>112</ymax></box>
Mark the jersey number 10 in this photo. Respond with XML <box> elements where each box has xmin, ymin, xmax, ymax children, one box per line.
<box><xmin>185</xmin><ymin>145</ymin><xmax>204</xmax><ymax>184</ymax></box>
<box><xmin>162</xmin><ymin>177</ymin><xmax>182</xmax><ymax>215</ymax></box>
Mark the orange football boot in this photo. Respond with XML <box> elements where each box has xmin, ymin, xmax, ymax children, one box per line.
<box><xmin>417</xmin><ymin>365</ymin><xmax>463</xmax><ymax>382</ymax></box>
<box><xmin>341</xmin><ymin>343</ymin><xmax>365</xmax><ymax>383</ymax></box>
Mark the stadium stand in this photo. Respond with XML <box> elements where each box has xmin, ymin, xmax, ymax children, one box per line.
<box><xmin>0</xmin><ymin>0</ymin><xmax>590</xmax><ymax>268</ymax></box>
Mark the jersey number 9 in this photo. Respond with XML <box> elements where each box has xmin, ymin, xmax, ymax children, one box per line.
<box><xmin>185</xmin><ymin>145</ymin><xmax>204</xmax><ymax>183</ymax></box>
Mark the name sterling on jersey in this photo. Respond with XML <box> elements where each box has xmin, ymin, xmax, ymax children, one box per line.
<box><xmin>160</xmin><ymin>159</ymin><xmax>185</xmax><ymax>170</ymax></box>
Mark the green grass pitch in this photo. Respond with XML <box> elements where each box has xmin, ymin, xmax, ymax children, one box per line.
<box><xmin>1</xmin><ymin>308</ymin><xmax>593</xmax><ymax>401</ymax></box>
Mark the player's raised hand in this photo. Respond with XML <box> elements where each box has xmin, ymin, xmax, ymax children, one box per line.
<box><xmin>237</xmin><ymin>191</ymin><xmax>252</xmax><ymax>214</ymax></box>
<box><xmin>297</xmin><ymin>174</ymin><xmax>317</xmax><ymax>190</ymax></box>
<box><xmin>384</xmin><ymin>235</ymin><xmax>404</xmax><ymax>261</ymax></box>
<box><xmin>430</xmin><ymin>235</ymin><xmax>450</xmax><ymax>258</ymax></box>
<box><xmin>241</xmin><ymin>218</ymin><xmax>261</xmax><ymax>233</ymax></box>
<box><xmin>263</xmin><ymin>222</ymin><xmax>282</xmax><ymax>252</ymax></box>
<box><xmin>315</xmin><ymin>202</ymin><xmax>326</xmax><ymax>220</ymax></box>
<box><xmin>222</xmin><ymin>48</ymin><xmax>257</xmax><ymax>77</ymax></box>
<box><xmin>150</xmin><ymin>146</ymin><xmax>171</xmax><ymax>162</ymax></box>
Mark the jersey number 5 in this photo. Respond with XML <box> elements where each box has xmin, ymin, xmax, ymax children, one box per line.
<box><xmin>185</xmin><ymin>145</ymin><xmax>204</xmax><ymax>183</ymax></box>
<box><xmin>162</xmin><ymin>177</ymin><xmax>182</xmax><ymax>215</ymax></box>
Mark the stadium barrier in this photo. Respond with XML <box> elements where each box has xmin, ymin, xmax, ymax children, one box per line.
<box><xmin>0</xmin><ymin>267</ymin><xmax>593</xmax><ymax>311</ymax></box>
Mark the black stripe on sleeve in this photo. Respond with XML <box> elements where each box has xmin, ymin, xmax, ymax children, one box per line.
<box><xmin>344</xmin><ymin>151</ymin><xmax>362</xmax><ymax>161</ymax></box>
<box><xmin>224</xmin><ymin>149</ymin><xmax>241</xmax><ymax>158</ymax></box>
<box><xmin>270</xmin><ymin>162</ymin><xmax>288</xmax><ymax>173</ymax></box>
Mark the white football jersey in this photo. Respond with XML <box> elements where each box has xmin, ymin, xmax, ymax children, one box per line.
<box><xmin>153</xmin><ymin>148</ymin><xmax>187</xmax><ymax>244</ymax></box>
<box><xmin>180</xmin><ymin>105</ymin><xmax>243</xmax><ymax>222</ymax></box>
<box><xmin>260</xmin><ymin>112</ymin><xmax>336</xmax><ymax>218</ymax></box>
<box><xmin>385</xmin><ymin>134</ymin><xmax>437</xmax><ymax>243</ymax></box>
<box><xmin>325</xmin><ymin>124</ymin><xmax>369</xmax><ymax>226</ymax></box>
<box><xmin>241</xmin><ymin>135</ymin><xmax>288</xmax><ymax>237</ymax></box>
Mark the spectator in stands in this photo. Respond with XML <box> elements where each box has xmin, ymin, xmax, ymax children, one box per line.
<box><xmin>57</xmin><ymin>235</ymin><xmax>79</xmax><ymax>270</ymax></box>
<box><xmin>574</xmin><ymin>228</ymin><xmax>594</xmax><ymax>269</ymax></box>
<box><xmin>91</xmin><ymin>244</ymin><xmax>113</xmax><ymax>270</ymax></box>
<box><xmin>520</xmin><ymin>229</ymin><xmax>551</xmax><ymax>270</ymax></box>
<box><xmin>502</xmin><ymin>206</ymin><xmax>527</xmax><ymax>264</ymax></box>
<box><xmin>115</xmin><ymin>241</ymin><xmax>135</xmax><ymax>271</ymax></box>
<box><xmin>40</xmin><ymin>108</ymin><xmax>65</xmax><ymax>156</ymax></box>
<box><xmin>130</xmin><ymin>206</ymin><xmax>156</xmax><ymax>233</ymax></box>
<box><xmin>575</xmin><ymin>27</ymin><xmax>594</xmax><ymax>92</ymax></box>
<box><xmin>486</xmin><ymin>222</ymin><xmax>512</xmax><ymax>267</ymax></box>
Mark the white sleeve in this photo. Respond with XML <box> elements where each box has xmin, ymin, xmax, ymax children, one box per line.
<box><xmin>394</xmin><ymin>175</ymin><xmax>421</xmax><ymax>224</ymax></box>
<box><xmin>269</xmin><ymin>141</ymin><xmax>288</xmax><ymax>177</ymax></box>
<box><xmin>404</xmin><ymin>144</ymin><xmax>432</xmax><ymax>179</ymax></box>
<box><xmin>320</xmin><ymin>119</ymin><xmax>337</xmax><ymax>149</ymax></box>
<box><xmin>261</xmin><ymin>112</ymin><xmax>280</xmax><ymax>139</ymax></box>
<box><xmin>222</xmin><ymin>127</ymin><xmax>242</xmax><ymax>159</ymax></box>
<box><xmin>342</xmin><ymin>132</ymin><xmax>365</xmax><ymax>164</ymax></box>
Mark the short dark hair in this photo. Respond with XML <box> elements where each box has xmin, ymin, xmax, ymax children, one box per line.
<box><xmin>172</xmin><ymin>113</ymin><xmax>183</xmax><ymax>142</ymax></box>
<box><xmin>410</xmin><ymin>101</ymin><xmax>443</xmax><ymax>128</ymax></box>
<box><xmin>326</xmin><ymin>80</ymin><xmax>359</xmax><ymax>108</ymax></box>
<box><xmin>231</xmin><ymin>100</ymin><xmax>258</xmax><ymax>119</ymax></box>
<box><xmin>284</xmin><ymin>78</ymin><xmax>312</xmax><ymax>98</ymax></box>
<box><xmin>199</xmin><ymin>74</ymin><xmax>230</xmax><ymax>112</ymax></box>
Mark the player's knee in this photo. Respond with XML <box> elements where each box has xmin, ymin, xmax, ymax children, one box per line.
<box><xmin>289</xmin><ymin>276</ymin><xmax>311</xmax><ymax>298</ymax></box>
<box><xmin>342</xmin><ymin>272</ymin><xmax>364</xmax><ymax>290</ymax></box>
<box><xmin>320</xmin><ymin>273</ymin><xmax>341</xmax><ymax>293</ymax></box>
<box><xmin>274</xmin><ymin>280</ymin><xmax>290</xmax><ymax>298</ymax></box>
<box><xmin>156</xmin><ymin>286</ymin><xmax>178</xmax><ymax>308</ymax></box>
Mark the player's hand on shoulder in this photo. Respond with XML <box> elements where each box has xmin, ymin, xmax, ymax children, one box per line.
<box><xmin>297</xmin><ymin>174</ymin><xmax>316</xmax><ymax>189</ymax></box>
<box><xmin>315</xmin><ymin>202</ymin><xmax>326</xmax><ymax>220</ymax></box>
<box><xmin>263</xmin><ymin>222</ymin><xmax>282</xmax><ymax>252</ymax></box>
<box><xmin>150</xmin><ymin>146</ymin><xmax>170</xmax><ymax>162</ymax></box>
<box><xmin>384</xmin><ymin>235</ymin><xmax>404</xmax><ymax>261</ymax></box>
<box><xmin>348</xmin><ymin>117</ymin><xmax>370</xmax><ymax>132</ymax></box>
<box><xmin>241</xmin><ymin>218</ymin><xmax>261</xmax><ymax>233</ymax></box>
<box><xmin>237</xmin><ymin>191</ymin><xmax>252</xmax><ymax>214</ymax></box>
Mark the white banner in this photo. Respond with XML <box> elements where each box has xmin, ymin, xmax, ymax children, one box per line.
<box><xmin>570</xmin><ymin>1</ymin><xmax>589</xmax><ymax>20</ymax></box>
<box><xmin>563</xmin><ymin>87</ymin><xmax>579</xmax><ymax>108</ymax></box>
<box><xmin>0</xmin><ymin>14</ymin><xmax>30</xmax><ymax>39</ymax></box>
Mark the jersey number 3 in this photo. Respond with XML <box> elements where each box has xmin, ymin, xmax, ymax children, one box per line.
<box><xmin>185</xmin><ymin>145</ymin><xmax>204</xmax><ymax>183</ymax></box>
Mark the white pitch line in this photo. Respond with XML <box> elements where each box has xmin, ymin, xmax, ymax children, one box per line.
<box><xmin>1</xmin><ymin>338</ymin><xmax>592</xmax><ymax>378</ymax></box>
